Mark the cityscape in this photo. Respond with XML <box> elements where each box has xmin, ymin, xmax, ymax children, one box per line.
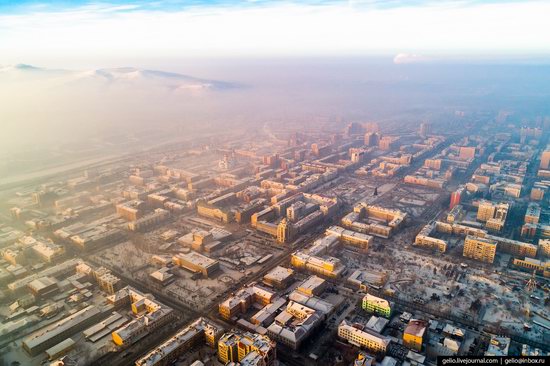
<box><xmin>0</xmin><ymin>1</ymin><xmax>550</xmax><ymax>366</ymax></box>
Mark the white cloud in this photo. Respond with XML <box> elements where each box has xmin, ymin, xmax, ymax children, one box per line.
<box><xmin>393</xmin><ymin>53</ymin><xmax>431</xmax><ymax>64</ymax></box>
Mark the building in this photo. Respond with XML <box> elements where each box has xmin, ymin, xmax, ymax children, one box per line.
<box><xmin>525</xmin><ymin>203</ymin><xmax>541</xmax><ymax>224</ymax></box>
<box><xmin>263</xmin><ymin>266</ymin><xmax>294</xmax><ymax>289</ymax></box>
<box><xmin>477</xmin><ymin>200</ymin><xmax>495</xmax><ymax>222</ymax></box>
<box><xmin>512</xmin><ymin>258</ymin><xmax>550</xmax><ymax>277</ymax></box>
<box><xmin>288</xmin><ymin>291</ymin><xmax>335</xmax><ymax>317</ymax></box>
<box><xmin>135</xmin><ymin>318</ymin><xmax>223</xmax><ymax>366</ymax></box>
<box><xmin>27</xmin><ymin>277</ymin><xmax>58</xmax><ymax>297</ymax></box>
<box><xmin>266</xmin><ymin>301</ymin><xmax>322</xmax><ymax>350</ymax></box>
<box><xmin>32</xmin><ymin>241</ymin><xmax>65</xmax><ymax>263</ymax></box>
<box><xmin>463</xmin><ymin>236</ymin><xmax>497</xmax><ymax>264</ymax></box>
<box><xmin>128</xmin><ymin>209</ymin><xmax>170</xmax><ymax>232</ymax></box>
<box><xmin>364</xmin><ymin>132</ymin><xmax>380</xmax><ymax>147</ymax></box>
<box><xmin>540</xmin><ymin>239</ymin><xmax>550</xmax><ymax>257</ymax></box>
<box><xmin>403</xmin><ymin>319</ymin><xmax>427</xmax><ymax>352</ymax></box>
<box><xmin>172</xmin><ymin>252</ymin><xmax>220</xmax><ymax>277</ymax></box>
<box><xmin>326</xmin><ymin>226</ymin><xmax>372</xmax><ymax>250</ymax></box>
<box><xmin>362</xmin><ymin>294</ymin><xmax>392</xmax><ymax>318</ymax></box>
<box><xmin>23</xmin><ymin>305</ymin><xmax>103</xmax><ymax>356</ymax></box>
<box><xmin>218</xmin><ymin>332</ymin><xmax>241</xmax><ymax>364</ymax></box>
<box><xmin>97</xmin><ymin>272</ymin><xmax>123</xmax><ymax>295</ymax></box>
<box><xmin>419</xmin><ymin>122</ymin><xmax>431</xmax><ymax>137</ymax></box>
<box><xmin>219</xmin><ymin>285</ymin><xmax>276</xmax><ymax>320</ymax></box>
<box><xmin>449</xmin><ymin>187</ymin><xmax>463</xmax><ymax>209</ymax></box>
<box><xmin>218</xmin><ymin>331</ymin><xmax>276</xmax><ymax>365</ymax></box>
<box><xmin>109</xmin><ymin>287</ymin><xmax>175</xmax><ymax>347</ymax></box>
<box><xmin>540</xmin><ymin>150</ymin><xmax>550</xmax><ymax>170</ymax></box>
<box><xmin>485</xmin><ymin>336</ymin><xmax>510</xmax><ymax>356</ymax></box>
<box><xmin>290</xmin><ymin>251</ymin><xmax>345</xmax><ymax>278</ymax></box>
<box><xmin>150</xmin><ymin>267</ymin><xmax>175</xmax><ymax>286</ymax></box>
<box><xmin>459</xmin><ymin>146</ymin><xmax>476</xmax><ymax>161</ymax></box>
<box><xmin>296</xmin><ymin>275</ymin><xmax>327</xmax><ymax>296</ymax></box>
<box><xmin>337</xmin><ymin>320</ymin><xmax>391</xmax><ymax>354</ymax></box>
<box><xmin>347</xmin><ymin>270</ymin><xmax>387</xmax><ymax>291</ymax></box>
<box><xmin>116</xmin><ymin>200</ymin><xmax>145</xmax><ymax>221</ymax></box>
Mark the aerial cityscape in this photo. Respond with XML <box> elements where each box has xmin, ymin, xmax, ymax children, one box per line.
<box><xmin>0</xmin><ymin>1</ymin><xmax>549</xmax><ymax>366</ymax></box>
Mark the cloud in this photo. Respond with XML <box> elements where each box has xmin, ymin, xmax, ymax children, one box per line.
<box><xmin>393</xmin><ymin>53</ymin><xmax>431</xmax><ymax>64</ymax></box>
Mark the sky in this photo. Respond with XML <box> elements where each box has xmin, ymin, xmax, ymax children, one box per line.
<box><xmin>1</xmin><ymin>0</ymin><xmax>550</xmax><ymax>67</ymax></box>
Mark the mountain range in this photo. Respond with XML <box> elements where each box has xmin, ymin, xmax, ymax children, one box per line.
<box><xmin>0</xmin><ymin>64</ymin><xmax>238</xmax><ymax>91</ymax></box>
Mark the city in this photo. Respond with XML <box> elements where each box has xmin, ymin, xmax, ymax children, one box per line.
<box><xmin>0</xmin><ymin>116</ymin><xmax>549</xmax><ymax>365</ymax></box>
<box><xmin>0</xmin><ymin>1</ymin><xmax>550</xmax><ymax>366</ymax></box>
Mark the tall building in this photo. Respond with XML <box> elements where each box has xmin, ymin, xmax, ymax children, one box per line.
<box><xmin>419</xmin><ymin>122</ymin><xmax>431</xmax><ymax>137</ymax></box>
<box><xmin>525</xmin><ymin>203</ymin><xmax>541</xmax><ymax>224</ymax></box>
<box><xmin>218</xmin><ymin>333</ymin><xmax>240</xmax><ymax>364</ymax></box>
<box><xmin>477</xmin><ymin>200</ymin><xmax>496</xmax><ymax>222</ymax></box>
<box><xmin>540</xmin><ymin>150</ymin><xmax>550</xmax><ymax>170</ymax></box>
<box><xmin>463</xmin><ymin>236</ymin><xmax>497</xmax><ymax>264</ymax></box>
<box><xmin>345</xmin><ymin>122</ymin><xmax>365</xmax><ymax>136</ymax></box>
<box><xmin>449</xmin><ymin>187</ymin><xmax>463</xmax><ymax>209</ymax></box>
<box><xmin>364</xmin><ymin>132</ymin><xmax>380</xmax><ymax>147</ymax></box>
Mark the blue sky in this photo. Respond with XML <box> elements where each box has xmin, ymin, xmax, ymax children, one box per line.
<box><xmin>1</xmin><ymin>0</ymin><xmax>549</xmax><ymax>65</ymax></box>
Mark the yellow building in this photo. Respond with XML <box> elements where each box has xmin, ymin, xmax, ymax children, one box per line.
<box><xmin>463</xmin><ymin>236</ymin><xmax>497</xmax><ymax>263</ymax></box>
<box><xmin>291</xmin><ymin>251</ymin><xmax>345</xmax><ymax>278</ymax></box>
<box><xmin>277</xmin><ymin>218</ymin><xmax>294</xmax><ymax>243</ymax></box>
<box><xmin>403</xmin><ymin>319</ymin><xmax>427</xmax><ymax>352</ymax></box>
<box><xmin>218</xmin><ymin>332</ymin><xmax>240</xmax><ymax>363</ymax></box>
<box><xmin>218</xmin><ymin>331</ymin><xmax>276</xmax><ymax>365</ymax></box>
<box><xmin>477</xmin><ymin>200</ymin><xmax>496</xmax><ymax>222</ymax></box>
<box><xmin>512</xmin><ymin>258</ymin><xmax>550</xmax><ymax>278</ymax></box>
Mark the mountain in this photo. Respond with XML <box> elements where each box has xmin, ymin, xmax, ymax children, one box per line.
<box><xmin>0</xmin><ymin>64</ymin><xmax>239</xmax><ymax>91</ymax></box>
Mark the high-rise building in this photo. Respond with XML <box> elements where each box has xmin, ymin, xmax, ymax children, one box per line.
<box><xmin>525</xmin><ymin>203</ymin><xmax>541</xmax><ymax>224</ymax></box>
<box><xmin>364</xmin><ymin>132</ymin><xmax>380</xmax><ymax>147</ymax></box>
<box><xmin>450</xmin><ymin>187</ymin><xmax>463</xmax><ymax>209</ymax></box>
<box><xmin>477</xmin><ymin>200</ymin><xmax>495</xmax><ymax>222</ymax></box>
<box><xmin>345</xmin><ymin>122</ymin><xmax>365</xmax><ymax>136</ymax></box>
<box><xmin>419</xmin><ymin>122</ymin><xmax>431</xmax><ymax>137</ymax></box>
<box><xmin>540</xmin><ymin>150</ymin><xmax>550</xmax><ymax>170</ymax></box>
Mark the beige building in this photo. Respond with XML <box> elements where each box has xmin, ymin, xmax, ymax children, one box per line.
<box><xmin>337</xmin><ymin>320</ymin><xmax>390</xmax><ymax>354</ymax></box>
